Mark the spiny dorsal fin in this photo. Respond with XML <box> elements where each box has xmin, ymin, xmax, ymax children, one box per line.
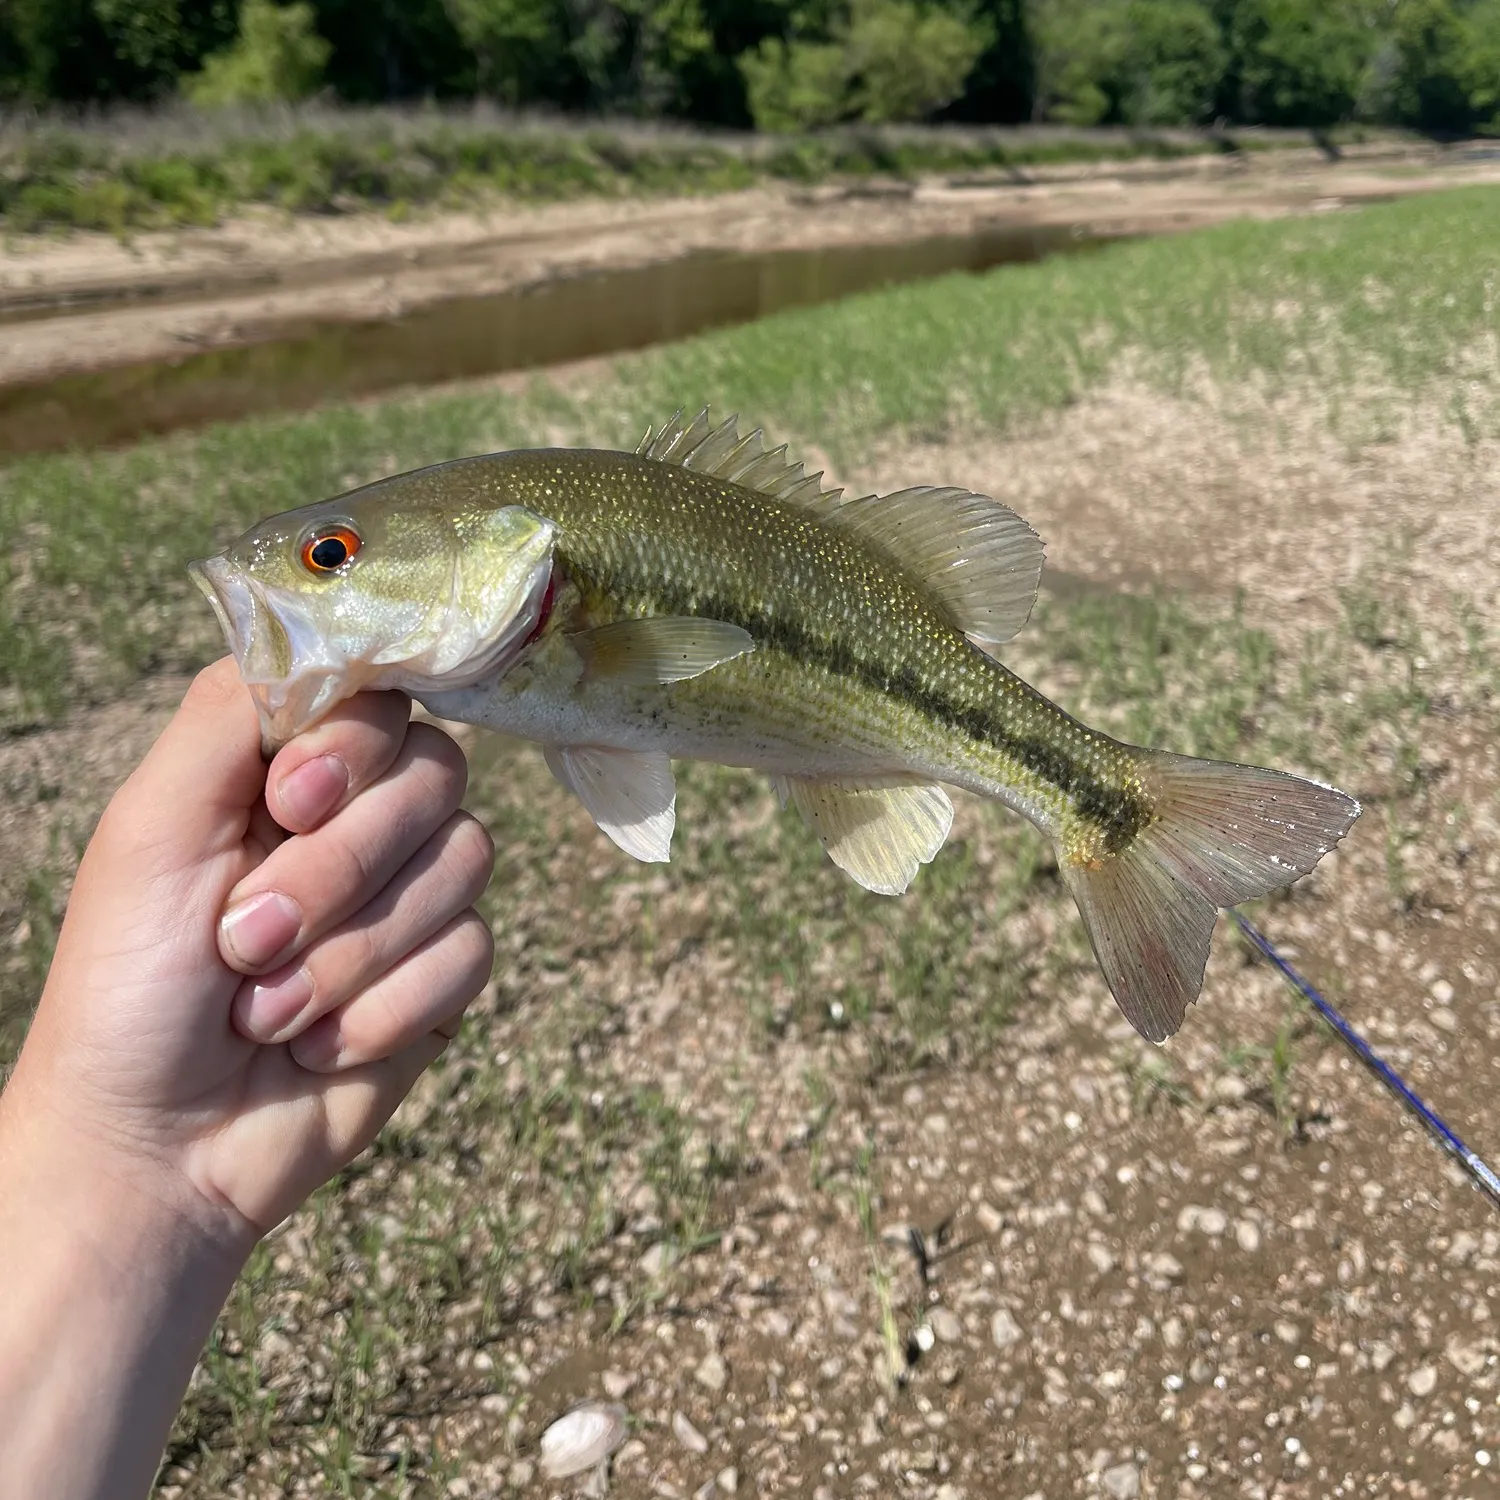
<box><xmin>639</xmin><ymin>410</ymin><xmax>1044</xmax><ymax>644</ymax></box>
<box><xmin>638</xmin><ymin>408</ymin><xmax>842</xmax><ymax>508</ymax></box>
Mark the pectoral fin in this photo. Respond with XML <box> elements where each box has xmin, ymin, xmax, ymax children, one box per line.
<box><xmin>778</xmin><ymin>776</ymin><xmax>954</xmax><ymax>894</ymax></box>
<box><xmin>544</xmin><ymin>745</ymin><xmax>676</xmax><ymax>863</ymax></box>
<box><xmin>571</xmin><ymin>617</ymin><xmax>755</xmax><ymax>686</ymax></box>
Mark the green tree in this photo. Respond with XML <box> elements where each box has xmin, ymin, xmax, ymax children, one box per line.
<box><xmin>442</xmin><ymin>0</ymin><xmax>566</xmax><ymax>104</ymax></box>
<box><xmin>1231</xmin><ymin>0</ymin><xmax>1376</xmax><ymax>125</ymax></box>
<box><xmin>740</xmin><ymin>0</ymin><xmax>990</xmax><ymax>129</ymax></box>
<box><xmin>1380</xmin><ymin>0</ymin><xmax>1472</xmax><ymax>132</ymax></box>
<box><xmin>309</xmin><ymin>0</ymin><xmax>475</xmax><ymax>99</ymax></box>
<box><xmin>1029</xmin><ymin>0</ymin><xmax>1225</xmax><ymax>125</ymax></box>
<box><xmin>1460</xmin><ymin>0</ymin><xmax>1500</xmax><ymax>129</ymax></box>
<box><xmin>846</xmin><ymin>0</ymin><xmax>992</xmax><ymax>121</ymax></box>
<box><xmin>185</xmin><ymin>0</ymin><xmax>331</xmax><ymax>104</ymax></box>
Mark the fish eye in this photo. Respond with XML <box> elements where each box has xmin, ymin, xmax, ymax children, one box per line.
<box><xmin>300</xmin><ymin>525</ymin><xmax>361</xmax><ymax>575</ymax></box>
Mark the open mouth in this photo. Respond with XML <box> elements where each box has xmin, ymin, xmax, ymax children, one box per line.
<box><xmin>190</xmin><ymin>555</ymin><xmax>348</xmax><ymax>752</ymax></box>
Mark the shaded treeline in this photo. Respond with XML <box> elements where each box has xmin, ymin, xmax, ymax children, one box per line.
<box><xmin>2</xmin><ymin>0</ymin><xmax>1498</xmax><ymax>134</ymax></box>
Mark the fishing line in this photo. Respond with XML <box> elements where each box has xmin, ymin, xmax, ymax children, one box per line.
<box><xmin>1231</xmin><ymin>910</ymin><xmax>1500</xmax><ymax>1212</ymax></box>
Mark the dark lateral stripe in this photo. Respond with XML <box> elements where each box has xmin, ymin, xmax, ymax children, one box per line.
<box><xmin>568</xmin><ymin>563</ymin><xmax>1150</xmax><ymax>849</ymax></box>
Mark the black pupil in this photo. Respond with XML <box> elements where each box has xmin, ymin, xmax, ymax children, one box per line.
<box><xmin>309</xmin><ymin>535</ymin><xmax>349</xmax><ymax>570</ymax></box>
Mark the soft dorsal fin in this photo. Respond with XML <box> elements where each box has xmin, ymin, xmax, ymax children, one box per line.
<box><xmin>818</xmin><ymin>487</ymin><xmax>1045</xmax><ymax>645</ymax></box>
<box><xmin>638</xmin><ymin>408</ymin><xmax>841</xmax><ymax>509</ymax></box>
<box><xmin>639</xmin><ymin>409</ymin><xmax>1044</xmax><ymax>645</ymax></box>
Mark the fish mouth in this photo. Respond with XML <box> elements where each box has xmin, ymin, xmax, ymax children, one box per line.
<box><xmin>190</xmin><ymin>555</ymin><xmax>351</xmax><ymax>753</ymax></box>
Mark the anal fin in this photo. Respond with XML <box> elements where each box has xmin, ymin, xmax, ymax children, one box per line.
<box><xmin>779</xmin><ymin>776</ymin><xmax>954</xmax><ymax>895</ymax></box>
<box><xmin>544</xmin><ymin>745</ymin><xmax>676</xmax><ymax>863</ymax></box>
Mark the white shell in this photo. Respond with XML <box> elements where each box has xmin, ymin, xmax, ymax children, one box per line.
<box><xmin>539</xmin><ymin>1401</ymin><xmax>629</xmax><ymax>1479</ymax></box>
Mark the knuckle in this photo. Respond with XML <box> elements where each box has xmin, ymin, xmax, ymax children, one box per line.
<box><xmin>440</xmin><ymin>815</ymin><xmax>496</xmax><ymax>897</ymax></box>
<box><xmin>405</xmin><ymin>722</ymin><xmax>470</xmax><ymax>806</ymax></box>
<box><xmin>454</xmin><ymin>910</ymin><xmax>496</xmax><ymax>982</ymax></box>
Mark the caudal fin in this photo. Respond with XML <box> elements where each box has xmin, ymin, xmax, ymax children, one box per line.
<box><xmin>1060</xmin><ymin>751</ymin><xmax>1359</xmax><ymax>1043</ymax></box>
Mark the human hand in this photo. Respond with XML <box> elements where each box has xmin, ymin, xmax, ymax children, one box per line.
<box><xmin>4</xmin><ymin>657</ymin><xmax>495</xmax><ymax>1249</ymax></box>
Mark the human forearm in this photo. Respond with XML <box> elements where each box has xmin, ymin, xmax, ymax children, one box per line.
<box><xmin>0</xmin><ymin>1083</ymin><xmax>250</xmax><ymax>1500</ymax></box>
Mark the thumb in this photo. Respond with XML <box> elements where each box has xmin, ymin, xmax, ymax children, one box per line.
<box><xmin>107</xmin><ymin>659</ymin><xmax>266</xmax><ymax>875</ymax></box>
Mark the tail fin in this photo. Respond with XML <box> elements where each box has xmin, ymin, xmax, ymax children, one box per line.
<box><xmin>1060</xmin><ymin>752</ymin><xmax>1360</xmax><ymax>1043</ymax></box>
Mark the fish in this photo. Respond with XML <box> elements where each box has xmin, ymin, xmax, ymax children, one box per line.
<box><xmin>191</xmin><ymin>409</ymin><xmax>1360</xmax><ymax>1043</ymax></box>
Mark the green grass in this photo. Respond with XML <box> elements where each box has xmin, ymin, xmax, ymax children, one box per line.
<box><xmin>3</xmin><ymin>186</ymin><xmax>1498</xmax><ymax>734</ymax></box>
<box><xmin>0</xmin><ymin>106</ymin><xmax>1393</xmax><ymax>235</ymax></box>
<box><xmin>2</xmin><ymin>185</ymin><xmax>1499</xmax><ymax>1491</ymax></box>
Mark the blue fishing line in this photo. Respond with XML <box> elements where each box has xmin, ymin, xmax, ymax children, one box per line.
<box><xmin>1230</xmin><ymin>910</ymin><xmax>1500</xmax><ymax>1210</ymax></box>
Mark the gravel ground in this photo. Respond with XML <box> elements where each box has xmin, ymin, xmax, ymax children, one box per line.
<box><xmin>4</xmin><ymin>376</ymin><xmax>1498</xmax><ymax>1498</ymax></box>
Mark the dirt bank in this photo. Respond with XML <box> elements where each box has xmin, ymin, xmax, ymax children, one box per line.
<box><xmin>4</xmin><ymin>142</ymin><xmax>1499</xmax><ymax>391</ymax></box>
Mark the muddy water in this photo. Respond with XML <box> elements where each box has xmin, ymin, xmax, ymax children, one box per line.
<box><xmin>0</xmin><ymin>224</ymin><xmax>1109</xmax><ymax>457</ymax></box>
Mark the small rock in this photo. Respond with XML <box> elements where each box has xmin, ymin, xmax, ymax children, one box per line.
<box><xmin>1431</xmin><ymin>979</ymin><xmax>1455</xmax><ymax>1004</ymax></box>
<box><xmin>509</xmin><ymin>1461</ymin><xmax>534</xmax><ymax>1487</ymax></box>
<box><xmin>716</xmin><ymin>1469</ymin><xmax>739</xmax><ymax>1495</ymax></box>
<box><xmin>1086</xmin><ymin>1243</ymin><xmax>1117</xmax><ymax>1275</ymax></box>
<box><xmin>1408</xmin><ymin>1364</ymin><xmax>1438</xmax><ymax>1397</ymax></box>
<box><xmin>639</xmin><ymin>1242</ymin><xmax>676</xmax><ymax>1277</ymax></box>
<box><xmin>672</xmin><ymin>1411</ymin><xmax>709</xmax><ymax>1454</ymax></box>
<box><xmin>1145</xmin><ymin>1252</ymin><xmax>1184</xmax><ymax>1285</ymax></box>
<box><xmin>929</xmin><ymin>1306</ymin><xmax>963</xmax><ymax>1343</ymax></box>
<box><xmin>1197</xmin><ymin>1207</ymin><xmax>1228</xmax><ymax>1236</ymax></box>
<box><xmin>1393</xmin><ymin>1403</ymin><xmax>1417</xmax><ymax>1430</ymax></box>
<box><xmin>601</xmin><ymin>1370</ymin><xmax>635</xmax><ymax>1400</ymax></box>
<box><xmin>1101</xmin><ymin>1460</ymin><xmax>1141</xmax><ymax>1499</ymax></box>
<box><xmin>1444</xmin><ymin>1336</ymin><xmax>1486</xmax><ymax>1376</ymax></box>
<box><xmin>991</xmin><ymin>1308</ymin><xmax>1023</xmax><ymax>1350</ymax></box>
<box><xmin>1188</xmin><ymin>1356</ymin><xmax>1216</xmax><ymax>1384</ymax></box>
<box><xmin>1275</xmin><ymin>1320</ymin><xmax>1301</xmax><ymax>1346</ymax></box>
<box><xmin>976</xmin><ymin>1202</ymin><xmax>1004</xmax><ymax>1235</ymax></box>
<box><xmin>1430</xmin><ymin>1008</ymin><xmax>1457</xmax><ymax>1032</ymax></box>
<box><xmin>696</xmin><ymin>1351</ymin><xmax>728</xmax><ymax>1391</ymax></box>
<box><xmin>1235</xmin><ymin>1219</ymin><xmax>1262</xmax><ymax>1253</ymax></box>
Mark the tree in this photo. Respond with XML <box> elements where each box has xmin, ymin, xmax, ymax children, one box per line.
<box><xmin>1028</xmin><ymin>0</ymin><xmax>1225</xmax><ymax>125</ymax></box>
<box><xmin>1380</xmin><ymin>0</ymin><xmax>1472</xmax><ymax>133</ymax></box>
<box><xmin>1460</xmin><ymin>0</ymin><xmax>1500</xmax><ymax>129</ymax></box>
<box><xmin>740</xmin><ymin>0</ymin><xmax>991</xmax><ymax>129</ymax></box>
<box><xmin>442</xmin><ymin>0</ymin><xmax>567</xmax><ymax>104</ymax></box>
<box><xmin>1230</xmin><ymin>0</ymin><xmax>1377</xmax><ymax>126</ymax></box>
<box><xmin>185</xmin><ymin>0</ymin><xmax>331</xmax><ymax>105</ymax></box>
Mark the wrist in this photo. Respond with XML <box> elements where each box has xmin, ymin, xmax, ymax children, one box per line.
<box><xmin>0</xmin><ymin>1075</ymin><xmax>251</xmax><ymax>1500</ymax></box>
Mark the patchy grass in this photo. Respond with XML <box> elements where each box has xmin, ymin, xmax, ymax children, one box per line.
<box><xmin>0</xmin><ymin>106</ymin><xmax>1370</xmax><ymax>235</ymax></box>
<box><xmin>4</xmin><ymin>188</ymin><xmax>1499</xmax><ymax>736</ymax></box>
<box><xmin>2</xmin><ymin>184</ymin><xmax>1499</xmax><ymax>1495</ymax></box>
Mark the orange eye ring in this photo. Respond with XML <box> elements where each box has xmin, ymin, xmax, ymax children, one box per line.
<box><xmin>300</xmin><ymin>525</ymin><xmax>361</xmax><ymax>574</ymax></box>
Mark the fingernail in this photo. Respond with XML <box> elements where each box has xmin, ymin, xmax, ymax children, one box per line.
<box><xmin>220</xmin><ymin>890</ymin><xmax>302</xmax><ymax>970</ymax></box>
<box><xmin>276</xmin><ymin>754</ymin><xmax>348</xmax><ymax>829</ymax></box>
<box><xmin>293</xmin><ymin>1022</ymin><xmax>343</xmax><ymax>1072</ymax></box>
<box><xmin>236</xmin><ymin>966</ymin><xmax>313</xmax><ymax>1041</ymax></box>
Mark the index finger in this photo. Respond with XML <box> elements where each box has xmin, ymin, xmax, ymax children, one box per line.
<box><xmin>265</xmin><ymin>691</ymin><xmax>414</xmax><ymax>836</ymax></box>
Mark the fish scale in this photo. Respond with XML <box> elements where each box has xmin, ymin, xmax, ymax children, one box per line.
<box><xmin>193</xmin><ymin>409</ymin><xmax>1360</xmax><ymax>1043</ymax></box>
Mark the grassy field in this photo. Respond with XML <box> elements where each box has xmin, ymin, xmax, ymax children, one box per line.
<box><xmin>0</xmin><ymin>106</ymin><xmax>1392</xmax><ymax>235</ymax></box>
<box><xmin>2</xmin><ymin>189</ymin><xmax>1499</xmax><ymax>1496</ymax></box>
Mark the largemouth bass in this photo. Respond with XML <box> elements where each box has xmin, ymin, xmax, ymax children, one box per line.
<box><xmin>192</xmin><ymin>410</ymin><xmax>1359</xmax><ymax>1042</ymax></box>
